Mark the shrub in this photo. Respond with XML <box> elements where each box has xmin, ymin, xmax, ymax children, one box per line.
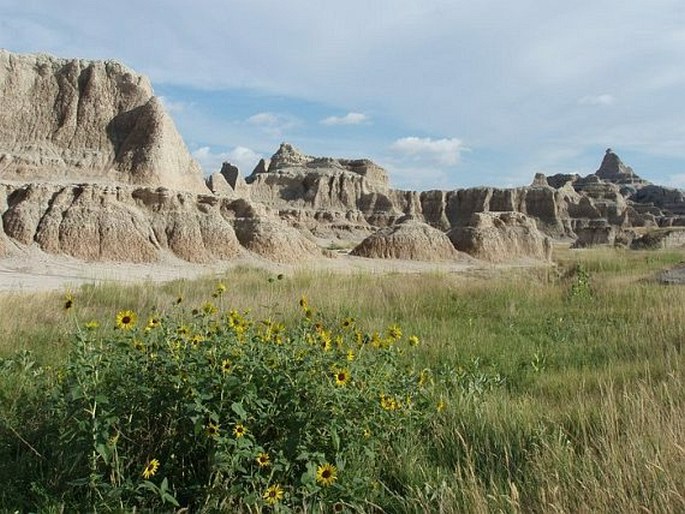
<box><xmin>2</xmin><ymin>291</ymin><xmax>444</xmax><ymax>512</ymax></box>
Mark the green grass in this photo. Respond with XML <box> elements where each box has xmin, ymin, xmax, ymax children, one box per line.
<box><xmin>1</xmin><ymin>249</ymin><xmax>684</xmax><ymax>512</ymax></box>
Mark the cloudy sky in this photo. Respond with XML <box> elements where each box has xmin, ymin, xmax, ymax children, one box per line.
<box><xmin>1</xmin><ymin>0</ymin><xmax>684</xmax><ymax>189</ymax></box>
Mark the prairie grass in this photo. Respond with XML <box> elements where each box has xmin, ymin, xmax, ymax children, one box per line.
<box><xmin>0</xmin><ymin>248</ymin><xmax>684</xmax><ymax>512</ymax></box>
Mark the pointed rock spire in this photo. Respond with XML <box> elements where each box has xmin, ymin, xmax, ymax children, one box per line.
<box><xmin>268</xmin><ymin>142</ymin><xmax>311</xmax><ymax>170</ymax></box>
<box><xmin>594</xmin><ymin>148</ymin><xmax>649</xmax><ymax>188</ymax></box>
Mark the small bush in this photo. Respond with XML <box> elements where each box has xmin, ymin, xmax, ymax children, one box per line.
<box><xmin>567</xmin><ymin>264</ymin><xmax>593</xmax><ymax>301</ymax></box>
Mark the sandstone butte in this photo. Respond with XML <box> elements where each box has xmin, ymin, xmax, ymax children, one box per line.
<box><xmin>2</xmin><ymin>49</ymin><xmax>685</xmax><ymax>266</ymax></box>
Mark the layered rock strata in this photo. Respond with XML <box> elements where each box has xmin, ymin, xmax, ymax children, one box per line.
<box><xmin>247</xmin><ymin>144</ymin><xmax>679</xmax><ymax>254</ymax></box>
<box><xmin>0</xmin><ymin>182</ymin><xmax>319</xmax><ymax>263</ymax></box>
<box><xmin>351</xmin><ymin>218</ymin><xmax>465</xmax><ymax>261</ymax></box>
<box><xmin>0</xmin><ymin>50</ymin><xmax>207</xmax><ymax>193</ymax></box>
<box><xmin>447</xmin><ymin>212</ymin><xmax>552</xmax><ymax>262</ymax></box>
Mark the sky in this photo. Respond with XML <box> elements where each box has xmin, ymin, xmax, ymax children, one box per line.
<box><xmin>1</xmin><ymin>0</ymin><xmax>684</xmax><ymax>190</ymax></box>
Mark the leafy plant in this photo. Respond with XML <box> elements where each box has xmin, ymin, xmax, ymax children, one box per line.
<box><xmin>2</xmin><ymin>292</ymin><xmax>444</xmax><ymax>511</ymax></box>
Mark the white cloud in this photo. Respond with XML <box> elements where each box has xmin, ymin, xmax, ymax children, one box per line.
<box><xmin>158</xmin><ymin>95</ymin><xmax>190</xmax><ymax>113</ymax></box>
<box><xmin>247</xmin><ymin>112</ymin><xmax>280</xmax><ymax>126</ymax></box>
<box><xmin>391</xmin><ymin>137</ymin><xmax>466</xmax><ymax>166</ymax></box>
<box><xmin>245</xmin><ymin>112</ymin><xmax>298</xmax><ymax>138</ymax></box>
<box><xmin>192</xmin><ymin>146</ymin><xmax>262</xmax><ymax>175</ymax></box>
<box><xmin>665</xmin><ymin>174</ymin><xmax>685</xmax><ymax>189</ymax></box>
<box><xmin>578</xmin><ymin>94</ymin><xmax>616</xmax><ymax>106</ymax></box>
<box><xmin>321</xmin><ymin>112</ymin><xmax>369</xmax><ymax>126</ymax></box>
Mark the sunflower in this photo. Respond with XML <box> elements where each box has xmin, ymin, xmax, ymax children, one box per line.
<box><xmin>387</xmin><ymin>325</ymin><xmax>402</xmax><ymax>341</ymax></box>
<box><xmin>116</xmin><ymin>310</ymin><xmax>137</xmax><ymax>330</ymax></box>
<box><xmin>334</xmin><ymin>368</ymin><xmax>350</xmax><ymax>386</ymax></box>
<box><xmin>84</xmin><ymin>320</ymin><xmax>100</xmax><ymax>330</ymax></box>
<box><xmin>315</xmin><ymin>463</ymin><xmax>337</xmax><ymax>487</ymax></box>
<box><xmin>299</xmin><ymin>295</ymin><xmax>308</xmax><ymax>309</ymax></box>
<box><xmin>256</xmin><ymin>452</ymin><xmax>271</xmax><ymax>468</ymax></box>
<box><xmin>146</xmin><ymin>316</ymin><xmax>161</xmax><ymax>330</ymax></box>
<box><xmin>233</xmin><ymin>423</ymin><xmax>247</xmax><ymax>438</ymax></box>
<box><xmin>263</xmin><ymin>484</ymin><xmax>284</xmax><ymax>505</ymax></box>
<box><xmin>346</xmin><ymin>350</ymin><xmax>355</xmax><ymax>362</ymax></box>
<box><xmin>206</xmin><ymin>422</ymin><xmax>220</xmax><ymax>437</ymax></box>
<box><xmin>63</xmin><ymin>293</ymin><xmax>74</xmax><ymax>311</ymax></box>
<box><xmin>380</xmin><ymin>394</ymin><xmax>399</xmax><ymax>411</ymax></box>
<box><xmin>221</xmin><ymin>359</ymin><xmax>231</xmax><ymax>374</ymax></box>
<box><xmin>202</xmin><ymin>301</ymin><xmax>218</xmax><ymax>315</ymax></box>
<box><xmin>212</xmin><ymin>282</ymin><xmax>226</xmax><ymax>298</ymax></box>
<box><xmin>437</xmin><ymin>399</ymin><xmax>446</xmax><ymax>412</ymax></box>
<box><xmin>142</xmin><ymin>458</ymin><xmax>160</xmax><ymax>479</ymax></box>
<box><xmin>408</xmin><ymin>335</ymin><xmax>420</xmax><ymax>347</ymax></box>
<box><xmin>341</xmin><ymin>317</ymin><xmax>355</xmax><ymax>330</ymax></box>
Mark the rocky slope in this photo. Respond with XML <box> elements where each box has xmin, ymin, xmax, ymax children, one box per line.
<box><xmin>0</xmin><ymin>51</ymin><xmax>319</xmax><ymax>264</ymax></box>
<box><xmin>244</xmin><ymin>144</ymin><xmax>682</xmax><ymax>254</ymax></box>
<box><xmin>351</xmin><ymin>217</ymin><xmax>466</xmax><ymax>262</ymax></box>
<box><xmin>2</xmin><ymin>49</ymin><xmax>682</xmax><ymax>267</ymax></box>
<box><xmin>0</xmin><ymin>50</ymin><xmax>207</xmax><ymax>193</ymax></box>
<box><xmin>0</xmin><ymin>182</ymin><xmax>319</xmax><ymax>263</ymax></box>
<box><xmin>447</xmin><ymin>212</ymin><xmax>552</xmax><ymax>263</ymax></box>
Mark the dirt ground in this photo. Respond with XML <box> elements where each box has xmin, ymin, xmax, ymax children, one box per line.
<box><xmin>0</xmin><ymin>245</ymin><xmax>547</xmax><ymax>294</ymax></box>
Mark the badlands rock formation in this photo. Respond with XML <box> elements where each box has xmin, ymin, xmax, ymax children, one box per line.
<box><xmin>351</xmin><ymin>218</ymin><xmax>465</xmax><ymax>261</ymax></box>
<box><xmin>1</xmin><ymin>49</ymin><xmax>682</xmax><ymax>267</ymax></box>
<box><xmin>0</xmin><ymin>50</ymin><xmax>207</xmax><ymax>193</ymax></box>
<box><xmin>0</xmin><ymin>182</ymin><xmax>321</xmax><ymax>264</ymax></box>
<box><xmin>0</xmin><ymin>51</ymin><xmax>318</xmax><ymax>264</ymax></box>
<box><xmin>248</xmin><ymin>144</ymin><xmax>684</xmax><ymax>257</ymax></box>
<box><xmin>447</xmin><ymin>212</ymin><xmax>552</xmax><ymax>263</ymax></box>
<box><xmin>246</xmin><ymin>143</ymin><xmax>401</xmax><ymax>237</ymax></box>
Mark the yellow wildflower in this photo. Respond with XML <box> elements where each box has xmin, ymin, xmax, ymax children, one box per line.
<box><xmin>233</xmin><ymin>423</ymin><xmax>247</xmax><ymax>438</ymax></box>
<box><xmin>263</xmin><ymin>484</ymin><xmax>284</xmax><ymax>505</ymax></box>
<box><xmin>333</xmin><ymin>368</ymin><xmax>350</xmax><ymax>386</ymax></box>
<box><xmin>256</xmin><ymin>452</ymin><xmax>271</xmax><ymax>468</ymax></box>
<box><xmin>315</xmin><ymin>463</ymin><xmax>338</xmax><ymax>486</ymax></box>
<box><xmin>142</xmin><ymin>458</ymin><xmax>160</xmax><ymax>479</ymax></box>
<box><xmin>116</xmin><ymin>310</ymin><xmax>137</xmax><ymax>330</ymax></box>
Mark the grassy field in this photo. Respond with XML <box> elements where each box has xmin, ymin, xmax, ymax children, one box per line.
<box><xmin>0</xmin><ymin>247</ymin><xmax>684</xmax><ymax>512</ymax></box>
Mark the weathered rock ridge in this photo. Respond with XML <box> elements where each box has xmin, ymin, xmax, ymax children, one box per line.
<box><xmin>0</xmin><ymin>50</ymin><xmax>320</xmax><ymax>264</ymax></box>
<box><xmin>351</xmin><ymin>217</ymin><xmax>466</xmax><ymax>262</ymax></box>
<box><xmin>245</xmin><ymin>144</ymin><xmax>683</xmax><ymax>255</ymax></box>
<box><xmin>0</xmin><ymin>50</ymin><xmax>207</xmax><ymax>193</ymax></box>
<box><xmin>0</xmin><ymin>182</ymin><xmax>318</xmax><ymax>263</ymax></box>
<box><xmin>447</xmin><ymin>212</ymin><xmax>552</xmax><ymax>263</ymax></box>
<box><xmin>2</xmin><ymin>49</ymin><xmax>683</xmax><ymax>267</ymax></box>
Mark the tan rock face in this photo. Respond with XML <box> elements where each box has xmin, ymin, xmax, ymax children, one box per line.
<box><xmin>0</xmin><ymin>50</ymin><xmax>207</xmax><ymax>192</ymax></box>
<box><xmin>447</xmin><ymin>212</ymin><xmax>552</xmax><ymax>263</ymax></box>
<box><xmin>351</xmin><ymin>218</ymin><xmax>464</xmax><ymax>261</ymax></box>
<box><xmin>232</xmin><ymin>217</ymin><xmax>320</xmax><ymax>264</ymax></box>
<box><xmin>206</xmin><ymin>162</ymin><xmax>250</xmax><ymax>198</ymax></box>
<box><xmin>0</xmin><ymin>183</ymin><xmax>318</xmax><ymax>263</ymax></box>
<box><xmin>247</xmin><ymin>143</ymin><xmax>393</xmax><ymax>215</ymax></box>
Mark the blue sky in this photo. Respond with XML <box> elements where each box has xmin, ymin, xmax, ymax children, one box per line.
<box><xmin>1</xmin><ymin>0</ymin><xmax>684</xmax><ymax>190</ymax></box>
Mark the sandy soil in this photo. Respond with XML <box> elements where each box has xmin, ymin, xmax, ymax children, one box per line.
<box><xmin>0</xmin><ymin>244</ymin><xmax>536</xmax><ymax>294</ymax></box>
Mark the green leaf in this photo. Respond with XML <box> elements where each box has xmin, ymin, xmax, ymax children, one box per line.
<box><xmin>95</xmin><ymin>443</ymin><xmax>110</xmax><ymax>464</ymax></box>
<box><xmin>231</xmin><ymin>402</ymin><xmax>247</xmax><ymax>419</ymax></box>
